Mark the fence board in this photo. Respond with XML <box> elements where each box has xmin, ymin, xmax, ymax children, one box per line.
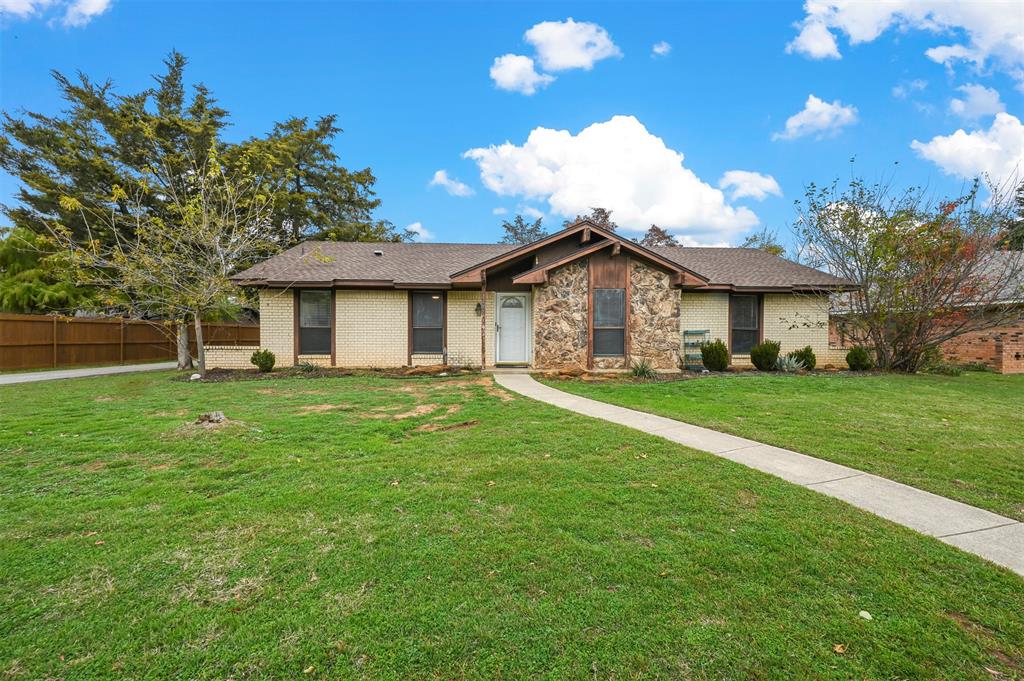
<box><xmin>0</xmin><ymin>313</ymin><xmax>258</xmax><ymax>370</ymax></box>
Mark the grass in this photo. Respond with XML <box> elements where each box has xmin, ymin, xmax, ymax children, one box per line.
<box><xmin>1</xmin><ymin>371</ymin><xmax>1022</xmax><ymax>679</ymax></box>
<box><xmin>542</xmin><ymin>371</ymin><xmax>1024</xmax><ymax>521</ymax></box>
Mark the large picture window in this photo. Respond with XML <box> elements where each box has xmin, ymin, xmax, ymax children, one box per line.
<box><xmin>412</xmin><ymin>291</ymin><xmax>444</xmax><ymax>354</ymax></box>
<box><xmin>298</xmin><ymin>289</ymin><xmax>332</xmax><ymax>355</ymax></box>
<box><xmin>730</xmin><ymin>294</ymin><xmax>759</xmax><ymax>355</ymax></box>
<box><xmin>593</xmin><ymin>288</ymin><xmax>625</xmax><ymax>356</ymax></box>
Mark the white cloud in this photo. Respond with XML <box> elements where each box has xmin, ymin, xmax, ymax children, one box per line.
<box><xmin>60</xmin><ymin>0</ymin><xmax>109</xmax><ymax>26</ymax></box>
<box><xmin>492</xmin><ymin>207</ymin><xmax>508</xmax><ymax>216</ymax></box>
<box><xmin>520</xmin><ymin>206</ymin><xmax>545</xmax><ymax>220</ymax></box>
<box><xmin>489</xmin><ymin>54</ymin><xmax>555</xmax><ymax>95</ymax></box>
<box><xmin>0</xmin><ymin>0</ymin><xmax>109</xmax><ymax>25</ymax></box>
<box><xmin>911</xmin><ymin>112</ymin><xmax>1024</xmax><ymax>183</ymax></box>
<box><xmin>405</xmin><ymin>222</ymin><xmax>435</xmax><ymax>242</ymax></box>
<box><xmin>524</xmin><ymin>18</ymin><xmax>622</xmax><ymax>71</ymax></box>
<box><xmin>429</xmin><ymin>169</ymin><xmax>474</xmax><ymax>197</ymax></box>
<box><xmin>786</xmin><ymin>21</ymin><xmax>840</xmax><ymax>60</ymax></box>
<box><xmin>786</xmin><ymin>1</ymin><xmax>1024</xmax><ymax>87</ymax></box>
<box><xmin>463</xmin><ymin>115</ymin><xmax>759</xmax><ymax>242</ymax></box>
<box><xmin>718</xmin><ymin>171</ymin><xmax>783</xmax><ymax>201</ymax></box>
<box><xmin>772</xmin><ymin>94</ymin><xmax>858</xmax><ymax>141</ymax></box>
<box><xmin>892</xmin><ymin>78</ymin><xmax>927</xmax><ymax>99</ymax></box>
<box><xmin>651</xmin><ymin>41</ymin><xmax>672</xmax><ymax>58</ymax></box>
<box><xmin>949</xmin><ymin>84</ymin><xmax>1005</xmax><ymax>119</ymax></box>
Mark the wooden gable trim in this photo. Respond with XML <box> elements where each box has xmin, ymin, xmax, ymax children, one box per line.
<box><xmin>449</xmin><ymin>220</ymin><xmax>600</xmax><ymax>283</ymax></box>
<box><xmin>511</xmin><ymin>240</ymin><xmax>614</xmax><ymax>285</ymax></box>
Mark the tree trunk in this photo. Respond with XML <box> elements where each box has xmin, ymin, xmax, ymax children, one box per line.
<box><xmin>176</xmin><ymin>321</ymin><xmax>194</xmax><ymax>370</ymax></box>
<box><xmin>193</xmin><ymin>315</ymin><xmax>206</xmax><ymax>376</ymax></box>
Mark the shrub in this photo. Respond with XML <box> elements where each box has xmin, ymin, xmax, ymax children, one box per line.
<box><xmin>776</xmin><ymin>354</ymin><xmax>805</xmax><ymax>372</ymax></box>
<box><xmin>749</xmin><ymin>340</ymin><xmax>781</xmax><ymax>371</ymax></box>
<box><xmin>249</xmin><ymin>349</ymin><xmax>275</xmax><ymax>373</ymax></box>
<box><xmin>700</xmin><ymin>339</ymin><xmax>729</xmax><ymax>372</ymax></box>
<box><xmin>787</xmin><ymin>345</ymin><xmax>816</xmax><ymax>370</ymax></box>
<box><xmin>924</xmin><ymin>362</ymin><xmax>963</xmax><ymax>376</ymax></box>
<box><xmin>630</xmin><ymin>358</ymin><xmax>656</xmax><ymax>380</ymax></box>
<box><xmin>846</xmin><ymin>346</ymin><xmax>873</xmax><ymax>371</ymax></box>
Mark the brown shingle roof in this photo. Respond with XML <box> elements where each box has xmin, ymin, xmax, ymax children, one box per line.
<box><xmin>232</xmin><ymin>239</ymin><xmax>853</xmax><ymax>290</ymax></box>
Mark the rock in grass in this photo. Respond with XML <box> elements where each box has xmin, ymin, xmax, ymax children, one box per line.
<box><xmin>196</xmin><ymin>411</ymin><xmax>226</xmax><ymax>424</ymax></box>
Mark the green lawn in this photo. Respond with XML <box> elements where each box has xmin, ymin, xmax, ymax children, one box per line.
<box><xmin>1</xmin><ymin>372</ymin><xmax>1022</xmax><ymax>679</ymax></box>
<box><xmin>543</xmin><ymin>371</ymin><xmax>1024</xmax><ymax>521</ymax></box>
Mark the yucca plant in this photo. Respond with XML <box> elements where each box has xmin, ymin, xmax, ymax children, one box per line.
<box><xmin>630</xmin><ymin>358</ymin><xmax>657</xmax><ymax>380</ymax></box>
<box><xmin>775</xmin><ymin>354</ymin><xmax>805</xmax><ymax>372</ymax></box>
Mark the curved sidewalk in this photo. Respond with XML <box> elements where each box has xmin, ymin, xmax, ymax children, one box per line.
<box><xmin>493</xmin><ymin>373</ymin><xmax>1024</xmax><ymax>577</ymax></box>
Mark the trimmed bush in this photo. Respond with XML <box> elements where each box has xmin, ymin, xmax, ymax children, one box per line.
<box><xmin>749</xmin><ymin>340</ymin><xmax>781</xmax><ymax>371</ymax></box>
<box><xmin>700</xmin><ymin>339</ymin><xmax>729</xmax><ymax>372</ymax></box>
<box><xmin>787</xmin><ymin>345</ymin><xmax>816</xmax><ymax>370</ymax></box>
<box><xmin>630</xmin><ymin>358</ymin><xmax>656</xmax><ymax>380</ymax></box>
<box><xmin>846</xmin><ymin>346</ymin><xmax>873</xmax><ymax>371</ymax></box>
<box><xmin>250</xmin><ymin>349</ymin><xmax>275</xmax><ymax>373</ymax></box>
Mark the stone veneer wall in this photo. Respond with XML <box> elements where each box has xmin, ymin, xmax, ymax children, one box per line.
<box><xmin>628</xmin><ymin>261</ymin><xmax>681</xmax><ymax>369</ymax></box>
<box><xmin>533</xmin><ymin>260</ymin><xmax>588</xmax><ymax>370</ymax></box>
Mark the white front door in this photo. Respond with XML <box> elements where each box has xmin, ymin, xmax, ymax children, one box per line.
<box><xmin>496</xmin><ymin>293</ymin><xmax>530</xmax><ymax>364</ymax></box>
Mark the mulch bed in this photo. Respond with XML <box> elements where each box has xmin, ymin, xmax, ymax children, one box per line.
<box><xmin>175</xmin><ymin>365</ymin><xmax>479</xmax><ymax>383</ymax></box>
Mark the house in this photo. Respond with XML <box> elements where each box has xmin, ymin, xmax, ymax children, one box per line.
<box><xmin>213</xmin><ymin>220</ymin><xmax>854</xmax><ymax>371</ymax></box>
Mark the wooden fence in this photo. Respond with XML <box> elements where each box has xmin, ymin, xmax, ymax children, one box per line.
<box><xmin>0</xmin><ymin>313</ymin><xmax>259</xmax><ymax>371</ymax></box>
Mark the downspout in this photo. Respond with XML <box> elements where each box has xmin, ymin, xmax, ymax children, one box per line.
<box><xmin>480</xmin><ymin>272</ymin><xmax>487</xmax><ymax>369</ymax></box>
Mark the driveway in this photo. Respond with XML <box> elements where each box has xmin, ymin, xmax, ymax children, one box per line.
<box><xmin>0</xmin><ymin>362</ymin><xmax>178</xmax><ymax>385</ymax></box>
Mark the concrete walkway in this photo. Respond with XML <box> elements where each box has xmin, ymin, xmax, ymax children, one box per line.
<box><xmin>0</xmin><ymin>362</ymin><xmax>177</xmax><ymax>386</ymax></box>
<box><xmin>493</xmin><ymin>373</ymin><xmax>1024</xmax><ymax>576</ymax></box>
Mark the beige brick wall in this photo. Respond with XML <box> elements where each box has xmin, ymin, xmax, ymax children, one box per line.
<box><xmin>204</xmin><ymin>346</ymin><xmax>256</xmax><ymax>369</ymax></box>
<box><xmin>762</xmin><ymin>293</ymin><xmax>829</xmax><ymax>361</ymax></box>
<box><xmin>483</xmin><ymin>291</ymin><xmax>497</xmax><ymax>366</ymax></box>
<box><xmin>446</xmin><ymin>290</ymin><xmax>484</xmax><ymax>367</ymax></box>
<box><xmin>335</xmin><ymin>290</ymin><xmax>408</xmax><ymax>367</ymax></box>
<box><xmin>259</xmin><ymin>289</ymin><xmax>294</xmax><ymax>365</ymax></box>
<box><xmin>297</xmin><ymin>354</ymin><xmax>333</xmax><ymax>367</ymax></box>
<box><xmin>680</xmin><ymin>291</ymin><xmax>736</xmax><ymax>364</ymax></box>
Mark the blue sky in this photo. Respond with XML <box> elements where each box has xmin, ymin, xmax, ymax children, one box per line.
<box><xmin>1</xmin><ymin>1</ymin><xmax>1021</xmax><ymax>249</ymax></box>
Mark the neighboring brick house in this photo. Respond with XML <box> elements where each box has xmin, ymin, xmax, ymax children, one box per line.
<box><xmin>828</xmin><ymin>251</ymin><xmax>1024</xmax><ymax>374</ymax></box>
<box><xmin>219</xmin><ymin>220</ymin><xmax>854</xmax><ymax>371</ymax></box>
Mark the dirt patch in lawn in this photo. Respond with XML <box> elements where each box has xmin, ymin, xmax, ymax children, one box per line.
<box><xmin>415</xmin><ymin>420</ymin><xmax>479</xmax><ymax>433</ymax></box>
<box><xmin>297</xmin><ymin>403</ymin><xmax>351</xmax><ymax>414</ymax></box>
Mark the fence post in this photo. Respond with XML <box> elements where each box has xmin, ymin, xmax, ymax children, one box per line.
<box><xmin>52</xmin><ymin>316</ymin><xmax>57</xmax><ymax>368</ymax></box>
<box><xmin>119</xmin><ymin>318</ymin><xmax>125</xmax><ymax>365</ymax></box>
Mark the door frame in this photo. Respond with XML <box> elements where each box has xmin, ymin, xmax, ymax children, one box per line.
<box><xmin>495</xmin><ymin>292</ymin><xmax>532</xmax><ymax>365</ymax></box>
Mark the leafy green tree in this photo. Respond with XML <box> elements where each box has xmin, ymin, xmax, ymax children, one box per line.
<box><xmin>564</xmin><ymin>207</ymin><xmax>618</xmax><ymax>231</ymax></box>
<box><xmin>499</xmin><ymin>214</ymin><xmax>547</xmax><ymax>244</ymax></box>
<box><xmin>740</xmin><ymin>227</ymin><xmax>786</xmax><ymax>256</ymax></box>
<box><xmin>1001</xmin><ymin>180</ymin><xmax>1024</xmax><ymax>250</ymax></box>
<box><xmin>0</xmin><ymin>227</ymin><xmax>94</xmax><ymax>313</ymax></box>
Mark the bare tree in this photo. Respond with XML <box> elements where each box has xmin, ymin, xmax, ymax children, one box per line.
<box><xmin>53</xmin><ymin>147</ymin><xmax>278</xmax><ymax>375</ymax></box>
<box><xmin>795</xmin><ymin>176</ymin><xmax>1023</xmax><ymax>372</ymax></box>
<box><xmin>637</xmin><ymin>224</ymin><xmax>677</xmax><ymax>247</ymax></box>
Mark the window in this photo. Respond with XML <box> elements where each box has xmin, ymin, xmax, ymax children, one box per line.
<box><xmin>593</xmin><ymin>288</ymin><xmax>625</xmax><ymax>356</ymax></box>
<box><xmin>412</xmin><ymin>291</ymin><xmax>444</xmax><ymax>354</ymax></box>
<box><xmin>298</xmin><ymin>290</ymin><xmax>331</xmax><ymax>355</ymax></box>
<box><xmin>730</xmin><ymin>294</ymin><xmax>759</xmax><ymax>355</ymax></box>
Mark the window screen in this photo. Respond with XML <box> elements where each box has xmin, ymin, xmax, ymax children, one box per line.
<box><xmin>730</xmin><ymin>295</ymin><xmax>759</xmax><ymax>355</ymax></box>
<box><xmin>299</xmin><ymin>290</ymin><xmax>331</xmax><ymax>355</ymax></box>
<box><xmin>412</xmin><ymin>291</ymin><xmax>444</xmax><ymax>354</ymax></box>
<box><xmin>593</xmin><ymin>288</ymin><xmax>625</xmax><ymax>356</ymax></box>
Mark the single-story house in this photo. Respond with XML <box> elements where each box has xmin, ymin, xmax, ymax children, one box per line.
<box><xmin>214</xmin><ymin>220</ymin><xmax>854</xmax><ymax>371</ymax></box>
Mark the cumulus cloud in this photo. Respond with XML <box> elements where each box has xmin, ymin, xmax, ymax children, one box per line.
<box><xmin>429</xmin><ymin>169</ymin><xmax>474</xmax><ymax>197</ymax></box>
<box><xmin>0</xmin><ymin>0</ymin><xmax>110</xmax><ymax>26</ymax></box>
<box><xmin>405</xmin><ymin>222</ymin><xmax>435</xmax><ymax>242</ymax></box>
<box><xmin>892</xmin><ymin>78</ymin><xmax>927</xmax><ymax>99</ymax></box>
<box><xmin>463</xmin><ymin>115</ymin><xmax>759</xmax><ymax>242</ymax></box>
<box><xmin>492</xmin><ymin>207</ymin><xmax>508</xmax><ymax>216</ymax></box>
<box><xmin>949</xmin><ymin>84</ymin><xmax>1005</xmax><ymax>119</ymax></box>
<box><xmin>718</xmin><ymin>171</ymin><xmax>783</xmax><ymax>201</ymax></box>
<box><xmin>520</xmin><ymin>206</ymin><xmax>545</xmax><ymax>220</ymax></box>
<box><xmin>911</xmin><ymin>112</ymin><xmax>1024</xmax><ymax>183</ymax></box>
<box><xmin>651</xmin><ymin>41</ymin><xmax>672</xmax><ymax>58</ymax></box>
<box><xmin>524</xmin><ymin>18</ymin><xmax>622</xmax><ymax>71</ymax></box>
<box><xmin>489</xmin><ymin>54</ymin><xmax>555</xmax><ymax>95</ymax></box>
<box><xmin>786</xmin><ymin>1</ymin><xmax>1024</xmax><ymax>87</ymax></box>
<box><xmin>772</xmin><ymin>94</ymin><xmax>858</xmax><ymax>141</ymax></box>
<box><xmin>786</xmin><ymin>21</ymin><xmax>840</xmax><ymax>59</ymax></box>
